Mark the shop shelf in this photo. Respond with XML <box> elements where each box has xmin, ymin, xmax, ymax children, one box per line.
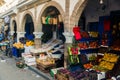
<box><xmin>79</xmin><ymin>48</ymin><xmax>99</xmax><ymax>54</ymax></box>
<box><xmin>108</xmin><ymin>50</ymin><xmax>120</xmax><ymax>55</ymax></box>
<box><xmin>79</xmin><ymin>37</ymin><xmax>99</xmax><ymax>42</ymax></box>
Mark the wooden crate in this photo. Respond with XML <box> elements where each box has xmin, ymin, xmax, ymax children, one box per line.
<box><xmin>56</xmin><ymin>73</ymin><xmax>69</xmax><ymax>80</ymax></box>
<box><xmin>37</xmin><ymin>63</ymin><xmax>56</xmax><ymax>73</ymax></box>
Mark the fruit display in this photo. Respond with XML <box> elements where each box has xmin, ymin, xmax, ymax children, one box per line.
<box><xmin>69</xmin><ymin>69</ymin><xmax>98</xmax><ymax>80</ymax></box>
<box><xmin>58</xmin><ymin>68</ymin><xmax>70</xmax><ymax>75</ymax></box>
<box><xmin>92</xmin><ymin>65</ymin><xmax>108</xmax><ymax>72</ymax></box>
<box><xmin>26</xmin><ymin>40</ymin><xmax>34</xmax><ymax>47</ymax></box>
<box><xmin>78</xmin><ymin>41</ymin><xmax>98</xmax><ymax>49</ymax></box>
<box><xmin>56</xmin><ymin>69</ymin><xmax>70</xmax><ymax>80</ymax></box>
<box><xmin>13</xmin><ymin>42</ymin><xmax>24</xmax><ymax>49</ymax></box>
<box><xmin>68</xmin><ymin>55</ymin><xmax>79</xmax><ymax>64</ymax></box>
<box><xmin>78</xmin><ymin>42</ymin><xmax>88</xmax><ymax>49</ymax></box>
<box><xmin>88</xmin><ymin>31</ymin><xmax>99</xmax><ymax>38</ymax></box>
<box><xmin>102</xmin><ymin>53</ymin><xmax>119</xmax><ymax>63</ymax></box>
<box><xmin>99</xmin><ymin>61</ymin><xmax>114</xmax><ymax>70</ymax></box>
<box><xmin>69</xmin><ymin>70</ymin><xmax>88</xmax><ymax>80</ymax></box>
<box><xmin>80</xmin><ymin>31</ymin><xmax>89</xmax><ymax>38</ymax></box>
<box><xmin>89</xmin><ymin>54</ymin><xmax>97</xmax><ymax>61</ymax></box>
<box><xmin>68</xmin><ymin>46</ymin><xmax>80</xmax><ymax>64</ymax></box>
<box><xmin>92</xmin><ymin>53</ymin><xmax>119</xmax><ymax>71</ymax></box>
<box><xmin>89</xmin><ymin>41</ymin><xmax>98</xmax><ymax>48</ymax></box>
<box><xmin>83</xmin><ymin>63</ymin><xmax>93</xmax><ymax>69</ymax></box>
<box><xmin>101</xmin><ymin>39</ymin><xmax>108</xmax><ymax>46</ymax></box>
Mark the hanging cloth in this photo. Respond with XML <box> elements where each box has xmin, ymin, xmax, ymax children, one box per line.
<box><xmin>53</xmin><ymin>18</ymin><xmax>57</xmax><ymax>25</ymax></box>
<box><xmin>104</xmin><ymin>19</ymin><xmax>110</xmax><ymax>32</ymax></box>
<box><xmin>73</xmin><ymin>26</ymin><xmax>81</xmax><ymax>40</ymax></box>
<box><xmin>42</xmin><ymin>17</ymin><xmax>46</xmax><ymax>24</ymax></box>
<box><xmin>45</xmin><ymin>16</ymin><xmax>51</xmax><ymax>24</ymax></box>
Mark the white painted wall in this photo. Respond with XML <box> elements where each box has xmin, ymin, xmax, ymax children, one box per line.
<box><xmin>84</xmin><ymin>0</ymin><xmax>120</xmax><ymax>26</ymax></box>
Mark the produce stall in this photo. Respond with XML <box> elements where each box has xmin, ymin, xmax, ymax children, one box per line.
<box><xmin>19</xmin><ymin>39</ymin><xmax>64</xmax><ymax>73</ymax></box>
<box><xmin>53</xmin><ymin>25</ymin><xmax>120</xmax><ymax>80</ymax></box>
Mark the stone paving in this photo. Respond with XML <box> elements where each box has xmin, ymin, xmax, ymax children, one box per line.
<box><xmin>0</xmin><ymin>52</ymin><xmax>50</xmax><ymax>80</ymax></box>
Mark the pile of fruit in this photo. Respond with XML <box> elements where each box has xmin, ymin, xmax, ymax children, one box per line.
<box><xmin>89</xmin><ymin>41</ymin><xmax>98</xmax><ymax>48</ymax></box>
<box><xmin>92</xmin><ymin>65</ymin><xmax>108</xmax><ymax>72</ymax></box>
<box><xmin>83</xmin><ymin>63</ymin><xmax>93</xmax><ymax>69</ymax></box>
<box><xmin>89</xmin><ymin>31</ymin><xmax>98</xmax><ymax>38</ymax></box>
<box><xmin>13</xmin><ymin>42</ymin><xmax>24</xmax><ymax>49</ymax></box>
<box><xmin>78</xmin><ymin>42</ymin><xmax>88</xmax><ymax>49</ymax></box>
<box><xmin>69</xmin><ymin>69</ymin><xmax>89</xmax><ymax>80</ymax></box>
<box><xmin>99</xmin><ymin>61</ymin><xmax>114</xmax><ymax>70</ymax></box>
<box><xmin>89</xmin><ymin>54</ymin><xmax>97</xmax><ymax>61</ymax></box>
<box><xmin>92</xmin><ymin>53</ymin><xmax>119</xmax><ymax>71</ymax></box>
<box><xmin>102</xmin><ymin>53</ymin><xmax>119</xmax><ymax>63</ymax></box>
<box><xmin>26</xmin><ymin>41</ymin><xmax>34</xmax><ymax>46</ymax></box>
<box><xmin>56</xmin><ymin>69</ymin><xmax>70</xmax><ymax>80</ymax></box>
<box><xmin>80</xmin><ymin>31</ymin><xmax>89</xmax><ymax>38</ymax></box>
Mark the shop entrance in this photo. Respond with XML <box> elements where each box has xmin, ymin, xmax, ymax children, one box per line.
<box><xmin>71</xmin><ymin>0</ymin><xmax>120</xmax><ymax>79</ymax></box>
<box><xmin>24</xmin><ymin>14</ymin><xmax>34</xmax><ymax>40</ymax></box>
<box><xmin>41</xmin><ymin>6</ymin><xmax>65</xmax><ymax>43</ymax></box>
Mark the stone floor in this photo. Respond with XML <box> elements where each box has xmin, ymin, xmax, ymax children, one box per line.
<box><xmin>0</xmin><ymin>52</ymin><xmax>53</xmax><ymax>80</ymax></box>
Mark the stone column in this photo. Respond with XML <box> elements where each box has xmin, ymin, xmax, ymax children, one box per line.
<box><xmin>17</xmin><ymin>32</ymin><xmax>26</xmax><ymax>42</ymax></box>
<box><xmin>63</xmin><ymin>32</ymin><xmax>73</xmax><ymax>68</ymax></box>
<box><xmin>33</xmin><ymin>32</ymin><xmax>43</xmax><ymax>49</ymax></box>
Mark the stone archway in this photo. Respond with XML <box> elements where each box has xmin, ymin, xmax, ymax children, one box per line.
<box><xmin>21</xmin><ymin>11</ymin><xmax>35</xmax><ymax>32</ymax></box>
<box><xmin>11</xmin><ymin>20</ymin><xmax>17</xmax><ymax>42</ymax></box>
<box><xmin>11</xmin><ymin>18</ymin><xmax>17</xmax><ymax>32</ymax></box>
<box><xmin>37</xmin><ymin>1</ymin><xmax>65</xmax><ymax>32</ymax></box>
<box><xmin>70</xmin><ymin>0</ymin><xmax>88</xmax><ymax>31</ymax></box>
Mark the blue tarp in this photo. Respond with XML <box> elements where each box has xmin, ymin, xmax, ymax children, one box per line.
<box><xmin>12</xmin><ymin>47</ymin><xmax>18</xmax><ymax>57</ymax></box>
<box><xmin>25</xmin><ymin>34</ymin><xmax>34</xmax><ymax>40</ymax></box>
<box><xmin>12</xmin><ymin>47</ymin><xmax>24</xmax><ymax>57</ymax></box>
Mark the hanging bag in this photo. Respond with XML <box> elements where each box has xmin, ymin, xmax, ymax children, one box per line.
<box><xmin>73</xmin><ymin>26</ymin><xmax>81</xmax><ymax>40</ymax></box>
<box><xmin>53</xmin><ymin>18</ymin><xmax>57</xmax><ymax>25</ymax></box>
<box><xmin>41</xmin><ymin>17</ymin><xmax>46</xmax><ymax>24</ymax></box>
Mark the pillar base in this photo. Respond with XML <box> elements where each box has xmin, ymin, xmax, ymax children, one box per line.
<box><xmin>63</xmin><ymin>32</ymin><xmax>73</xmax><ymax>43</ymax></box>
<box><xmin>33</xmin><ymin>32</ymin><xmax>43</xmax><ymax>49</ymax></box>
<box><xmin>33</xmin><ymin>32</ymin><xmax>43</xmax><ymax>38</ymax></box>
